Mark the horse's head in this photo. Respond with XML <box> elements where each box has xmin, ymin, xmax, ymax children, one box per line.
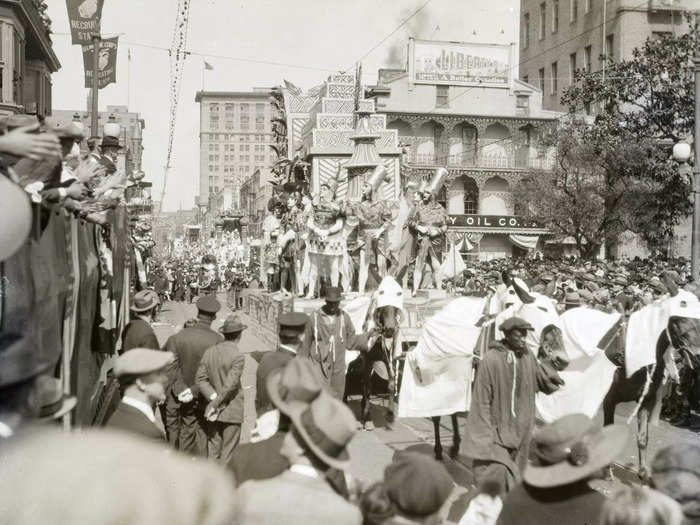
<box><xmin>373</xmin><ymin>305</ymin><xmax>402</xmax><ymax>338</ymax></box>
<box><xmin>667</xmin><ymin>315</ymin><xmax>700</xmax><ymax>371</ymax></box>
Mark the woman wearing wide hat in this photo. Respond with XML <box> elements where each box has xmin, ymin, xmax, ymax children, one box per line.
<box><xmin>496</xmin><ymin>413</ymin><xmax>629</xmax><ymax>525</ymax></box>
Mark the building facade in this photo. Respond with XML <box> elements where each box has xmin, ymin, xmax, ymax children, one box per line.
<box><xmin>0</xmin><ymin>1</ymin><xmax>59</xmax><ymax>116</ymax></box>
<box><xmin>195</xmin><ymin>90</ymin><xmax>276</xmax><ymax>215</ymax></box>
<box><xmin>369</xmin><ymin>39</ymin><xmax>560</xmax><ymax>260</ymax></box>
<box><xmin>53</xmin><ymin>105</ymin><xmax>146</xmax><ymax>177</ymax></box>
<box><xmin>239</xmin><ymin>168</ymin><xmax>274</xmax><ymax>239</ymax></box>
<box><xmin>519</xmin><ymin>0</ymin><xmax>693</xmax><ymax>113</ymax></box>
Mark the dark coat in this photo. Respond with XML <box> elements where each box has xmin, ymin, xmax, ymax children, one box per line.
<box><xmin>255</xmin><ymin>348</ymin><xmax>295</xmax><ymax>413</ymax></box>
<box><xmin>105</xmin><ymin>402</ymin><xmax>164</xmax><ymax>442</ymax></box>
<box><xmin>121</xmin><ymin>318</ymin><xmax>160</xmax><ymax>353</ymax></box>
<box><xmin>496</xmin><ymin>481</ymin><xmax>607</xmax><ymax>525</ymax></box>
<box><xmin>195</xmin><ymin>341</ymin><xmax>246</xmax><ymax>424</ymax></box>
<box><xmin>228</xmin><ymin>431</ymin><xmax>289</xmax><ymax>486</ymax></box>
<box><xmin>164</xmin><ymin>321</ymin><xmax>223</xmax><ymax>397</ymax></box>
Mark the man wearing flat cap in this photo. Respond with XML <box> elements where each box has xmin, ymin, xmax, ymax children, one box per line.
<box><xmin>195</xmin><ymin>314</ymin><xmax>247</xmax><ymax>463</ymax></box>
<box><xmin>463</xmin><ymin>317</ymin><xmax>563</xmax><ymax>494</ymax></box>
<box><xmin>121</xmin><ymin>289</ymin><xmax>160</xmax><ymax>353</ymax></box>
<box><xmin>163</xmin><ymin>294</ymin><xmax>223</xmax><ymax>455</ymax></box>
<box><xmin>106</xmin><ymin>348</ymin><xmax>174</xmax><ymax>442</ymax></box>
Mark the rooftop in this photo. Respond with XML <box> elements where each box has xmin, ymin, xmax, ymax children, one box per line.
<box><xmin>195</xmin><ymin>90</ymin><xmax>273</xmax><ymax>102</ymax></box>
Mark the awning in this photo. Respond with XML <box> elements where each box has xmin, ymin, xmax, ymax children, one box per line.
<box><xmin>509</xmin><ymin>234</ymin><xmax>539</xmax><ymax>251</ymax></box>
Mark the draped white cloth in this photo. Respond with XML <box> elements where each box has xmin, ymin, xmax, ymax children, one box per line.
<box><xmin>398</xmin><ymin>297</ymin><xmax>486</xmax><ymax>418</ymax></box>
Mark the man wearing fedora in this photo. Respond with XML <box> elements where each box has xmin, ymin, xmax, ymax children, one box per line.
<box><xmin>463</xmin><ymin>317</ymin><xmax>563</xmax><ymax>494</ymax></box>
<box><xmin>163</xmin><ymin>295</ymin><xmax>223</xmax><ymax>455</ymax></box>
<box><xmin>195</xmin><ymin>314</ymin><xmax>247</xmax><ymax>463</ymax></box>
<box><xmin>122</xmin><ymin>289</ymin><xmax>160</xmax><ymax>353</ymax></box>
<box><xmin>301</xmin><ymin>286</ymin><xmax>368</xmax><ymax>399</ymax></box>
<box><xmin>106</xmin><ymin>348</ymin><xmax>174</xmax><ymax>442</ymax></box>
<box><xmin>237</xmin><ymin>381</ymin><xmax>362</xmax><ymax>524</ymax></box>
<box><xmin>35</xmin><ymin>375</ymin><xmax>77</xmax><ymax>424</ymax></box>
<box><xmin>496</xmin><ymin>414</ymin><xmax>629</xmax><ymax>525</ymax></box>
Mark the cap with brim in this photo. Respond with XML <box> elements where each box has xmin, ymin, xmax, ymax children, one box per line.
<box><xmin>524</xmin><ymin>416</ymin><xmax>629</xmax><ymax>488</ymax></box>
<box><xmin>266</xmin><ymin>358</ymin><xmax>322</xmax><ymax>416</ymax></box>
<box><xmin>287</xmin><ymin>390</ymin><xmax>356</xmax><ymax>471</ymax></box>
<box><xmin>114</xmin><ymin>348</ymin><xmax>174</xmax><ymax>378</ymax></box>
<box><xmin>500</xmin><ymin>317</ymin><xmax>534</xmax><ymax>333</ymax></box>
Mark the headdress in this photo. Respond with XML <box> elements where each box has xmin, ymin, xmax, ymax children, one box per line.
<box><xmin>426</xmin><ymin>167</ymin><xmax>448</xmax><ymax>195</ymax></box>
<box><xmin>366</xmin><ymin>165</ymin><xmax>391</xmax><ymax>195</ymax></box>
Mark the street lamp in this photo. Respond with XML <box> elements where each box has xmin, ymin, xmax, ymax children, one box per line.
<box><xmin>673</xmin><ymin>140</ymin><xmax>700</xmax><ymax>280</ymax></box>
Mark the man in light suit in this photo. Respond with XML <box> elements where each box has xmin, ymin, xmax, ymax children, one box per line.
<box><xmin>195</xmin><ymin>314</ymin><xmax>247</xmax><ymax>463</ymax></box>
<box><xmin>236</xmin><ymin>365</ymin><xmax>361</xmax><ymax>525</ymax></box>
<box><xmin>106</xmin><ymin>348</ymin><xmax>173</xmax><ymax>442</ymax></box>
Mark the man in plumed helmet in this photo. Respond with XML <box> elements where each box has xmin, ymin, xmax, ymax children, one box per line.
<box><xmin>408</xmin><ymin>168</ymin><xmax>449</xmax><ymax>296</ymax></box>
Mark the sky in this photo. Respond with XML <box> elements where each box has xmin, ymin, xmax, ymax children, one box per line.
<box><xmin>47</xmin><ymin>0</ymin><xmax>518</xmax><ymax>212</ymax></box>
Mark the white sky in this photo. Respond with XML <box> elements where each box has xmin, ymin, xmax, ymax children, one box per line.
<box><xmin>47</xmin><ymin>0</ymin><xmax>518</xmax><ymax>212</ymax></box>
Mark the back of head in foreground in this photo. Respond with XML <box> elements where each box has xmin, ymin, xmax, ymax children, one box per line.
<box><xmin>600</xmin><ymin>485</ymin><xmax>683</xmax><ymax>525</ymax></box>
<box><xmin>0</xmin><ymin>428</ymin><xmax>236</xmax><ymax>525</ymax></box>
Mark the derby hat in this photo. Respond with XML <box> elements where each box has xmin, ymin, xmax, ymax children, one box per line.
<box><xmin>219</xmin><ymin>314</ymin><xmax>247</xmax><ymax>334</ymax></box>
<box><xmin>524</xmin><ymin>414</ymin><xmax>629</xmax><ymax>488</ymax></box>
<box><xmin>324</xmin><ymin>286</ymin><xmax>342</xmax><ymax>302</ymax></box>
<box><xmin>35</xmin><ymin>375</ymin><xmax>77</xmax><ymax>421</ymax></box>
<box><xmin>130</xmin><ymin>290</ymin><xmax>160</xmax><ymax>312</ymax></box>
<box><xmin>287</xmin><ymin>389</ymin><xmax>357</xmax><ymax>470</ymax></box>
<box><xmin>266</xmin><ymin>358</ymin><xmax>322</xmax><ymax>415</ymax></box>
<box><xmin>100</xmin><ymin>134</ymin><xmax>123</xmax><ymax>149</ymax></box>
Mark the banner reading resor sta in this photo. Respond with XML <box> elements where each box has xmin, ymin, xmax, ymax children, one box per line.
<box><xmin>66</xmin><ymin>0</ymin><xmax>105</xmax><ymax>45</ymax></box>
<box><xmin>82</xmin><ymin>37</ymin><xmax>118</xmax><ymax>89</ymax></box>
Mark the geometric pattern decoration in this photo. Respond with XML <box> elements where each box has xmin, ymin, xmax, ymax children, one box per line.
<box><xmin>317</xmin><ymin>157</ymin><xmax>398</xmax><ymax>201</ymax></box>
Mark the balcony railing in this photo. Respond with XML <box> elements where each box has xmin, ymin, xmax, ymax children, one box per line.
<box><xmin>409</xmin><ymin>150</ymin><xmax>554</xmax><ymax>170</ymax></box>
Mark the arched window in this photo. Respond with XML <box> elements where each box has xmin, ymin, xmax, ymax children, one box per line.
<box><xmin>436</xmin><ymin>185</ymin><xmax>447</xmax><ymax>209</ymax></box>
<box><xmin>463</xmin><ymin>177</ymin><xmax>479</xmax><ymax>214</ymax></box>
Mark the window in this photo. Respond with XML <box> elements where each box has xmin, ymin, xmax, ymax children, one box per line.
<box><xmin>522</xmin><ymin>13</ymin><xmax>530</xmax><ymax>49</ymax></box>
<box><xmin>584</xmin><ymin>45</ymin><xmax>592</xmax><ymax>73</ymax></box>
<box><xmin>225</xmin><ymin>103</ymin><xmax>234</xmax><ymax>111</ymax></box>
<box><xmin>255</xmin><ymin>103</ymin><xmax>265</xmax><ymax>113</ymax></box>
<box><xmin>605</xmin><ymin>34</ymin><xmax>614</xmax><ymax>60</ymax></box>
<box><xmin>570</xmin><ymin>0</ymin><xmax>578</xmax><ymax>22</ymax></box>
<box><xmin>552</xmin><ymin>0</ymin><xmax>559</xmax><ymax>33</ymax></box>
<box><xmin>240</xmin><ymin>103</ymin><xmax>249</xmax><ymax>112</ymax></box>
<box><xmin>569</xmin><ymin>52</ymin><xmax>576</xmax><ymax>83</ymax></box>
<box><xmin>463</xmin><ymin>179</ymin><xmax>479</xmax><ymax>214</ymax></box>
<box><xmin>516</xmin><ymin>95</ymin><xmax>530</xmax><ymax>109</ymax></box>
<box><xmin>538</xmin><ymin>68</ymin><xmax>545</xmax><ymax>92</ymax></box>
<box><xmin>551</xmin><ymin>62</ymin><xmax>558</xmax><ymax>94</ymax></box>
<box><xmin>436</xmin><ymin>85</ymin><xmax>449</xmax><ymax>108</ymax></box>
<box><xmin>539</xmin><ymin>3</ymin><xmax>546</xmax><ymax>40</ymax></box>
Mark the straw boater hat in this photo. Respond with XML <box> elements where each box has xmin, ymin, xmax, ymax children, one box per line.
<box><xmin>524</xmin><ymin>414</ymin><xmax>629</xmax><ymax>488</ymax></box>
<box><xmin>287</xmin><ymin>389</ymin><xmax>357</xmax><ymax>470</ymax></box>
<box><xmin>130</xmin><ymin>290</ymin><xmax>160</xmax><ymax>313</ymax></box>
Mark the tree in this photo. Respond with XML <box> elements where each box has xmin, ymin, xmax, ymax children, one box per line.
<box><xmin>518</xmin><ymin>21</ymin><xmax>697</xmax><ymax>257</ymax></box>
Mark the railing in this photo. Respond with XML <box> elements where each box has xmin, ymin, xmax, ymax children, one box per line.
<box><xmin>408</xmin><ymin>150</ymin><xmax>554</xmax><ymax>170</ymax></box>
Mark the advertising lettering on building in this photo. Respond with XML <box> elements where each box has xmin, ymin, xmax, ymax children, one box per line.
<box><xmin>448</xmin><ymin>214</ymin><xmax>541</xmax><ymax>229</ymax></box>
<box><xmin>408</xmin><ymin>38</ymin><xmax>512</xmax><ymax>88</ymax></box>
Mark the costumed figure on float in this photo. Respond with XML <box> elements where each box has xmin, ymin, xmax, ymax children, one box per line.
<box><xmin>262</xmin><ymin>201</ymin><xmax>285</xmax><ymax>291</ymax></box>
<box><xmin>303</xmin><ymin>174</ymin><xmax>345</xmax><ymax>298</ymax></box>
<box><xmin>345</xmin><ymin>165</ymin><xmax>393</xmax><ymax>294</ymax></box>
<box><xmin>408</xmin><ymin>167</ymin><xmax>449</xmax><ymax>296</ymax></box>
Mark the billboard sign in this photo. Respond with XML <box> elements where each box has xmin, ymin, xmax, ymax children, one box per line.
<box><xmin>409</xmin><ymin>39</ymin><xmax>511</xmax><ymax>88</ymax></box>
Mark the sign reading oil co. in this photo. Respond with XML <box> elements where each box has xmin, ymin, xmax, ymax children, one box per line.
<box><xmin>448</xmin><ymin>215</ymin><xmax>542</xmax><ymax>229</ymax></box>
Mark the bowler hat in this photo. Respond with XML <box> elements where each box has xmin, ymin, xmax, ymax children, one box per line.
<box><xmin>500</xmin><ymin>317</ymin><xmax>534</xmax><ymax>333</ymax></box>
<box><xmin>324</xmin><ymin>286</ymin><xmax>342</xmax><ymax>302</ymax></box>
<box><xmin>114</xmin><ymin>348</ymin><xmax>174</xmax><ymax>378</ymax></box>
<box><xmin>100</xmin><ymin>135</ymin><xmax>123</xmax><ymax>149</ymax></box>
<box><xmin>130</xmin><ymin>290</ymin><xmax>159</xmax><ymax>312</ymax></box>
<box><xmin>196</xmin><ymin>294</ymin><xmax>221</xmax><ymax>314</ymax></box>
<box><xmin>523</xmin><ymin>414</ymin><xmax>629</xmax><ymax>488</ymax></box>
<box><xmin>385</xmin><ymin>452</ymin><xmax>453</xmax><ymax>517</ymax></box>
<box><xmin>266</xmin><ymin>358</ymin><xmax>322</xmax><ymax>415</ymax></box>
<box><xmin>35</xmin><ymin>375</ymin><xmax>77</xmax><ymax>421</ymax></box>
<box><xmin>287</xmin><ymin>389</ymin><xmax>357</xmax><ymax>470</ymax></box>
<box><xmin>219</xmin><ymin>314</ymin><xmax>247</xmax><ymax>334</ymax></box>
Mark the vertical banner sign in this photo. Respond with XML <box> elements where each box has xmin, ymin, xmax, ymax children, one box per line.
<box><xmin>66</xmin><ymin>0</ymin><xmax>105</xmax><ymax>45</ymax></box>
<box><xmin>82</xmin><ymin>37</ymin><xmax>118</xmax><ymax>89</ymax></box>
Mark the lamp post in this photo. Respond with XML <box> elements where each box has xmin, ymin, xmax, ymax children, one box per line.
<box><xmin>673</xmin><ymin>140</ymin><xmax>699</xmax><ymax>280</ymax></box>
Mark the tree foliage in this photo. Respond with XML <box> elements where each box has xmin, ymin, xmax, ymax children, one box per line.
<box><xmin>518</xmin><ymin>20</ymin><xmax>698</xmax><ymax>257</ymax></box>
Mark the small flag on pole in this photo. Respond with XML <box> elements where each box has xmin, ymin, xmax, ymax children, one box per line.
<box><xmin>204</xmin><ymin>61</ymin><xmax>214</xmax><ymax>70</ymax></box>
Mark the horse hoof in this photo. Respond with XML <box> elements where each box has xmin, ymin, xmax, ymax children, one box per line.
<box><xmin>363</xmin><ymin>421</ymin><xmax>375</xmax><ymax>431</ymax></box>
<box><xmin>434</xmin><ymin>448</ymin><xmax>443</xmax><ymax>461</ymax></box>
<box><xmin>449</xmin><ymin>444</ymin><xmax>460</xmax><ymax>459</ymax></box>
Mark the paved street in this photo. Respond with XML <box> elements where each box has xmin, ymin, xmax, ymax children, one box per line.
<box><xmin>152</xmin><ymin>293</ymin><xmax>699</xmax><ymax>520</ymax></box>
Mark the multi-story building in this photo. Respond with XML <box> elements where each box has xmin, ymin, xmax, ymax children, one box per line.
<box><xmin>195</xmin><ymin>89</ymin><xmax>276</xmax><ymax>213</ymax></box>
<box><xmin>369</xmin><ymin>38</ymin><xmax>559</xmax><ymax>260</ymax></box>
<box><xmin>519</xmin><ymin>0</ymin><xmax>694</xmax><ymax>113</ymax></box>
<box><xmin>239</xmin><ymin>168</ymin><xmax>274</xmax><ymax>239</ymax></box>
<box><xmin>53</xmin><ymin>105</ymin><xmax>146</xmax><ymax>177</ymax></box>
<box><xmin>0</xmin><ymin>1</ymin><xmax>60</xmax><ymax>116</ymax></box>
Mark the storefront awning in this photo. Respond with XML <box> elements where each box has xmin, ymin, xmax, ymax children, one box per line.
<box><xmin>509</xmin><ymin>234</ymin><xmax>539</xmax><ymax>251</ymax></box>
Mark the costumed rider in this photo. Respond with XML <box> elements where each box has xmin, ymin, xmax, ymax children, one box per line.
<box><xmin>346</xmin><ymin>165</ymin><xmax>393</xmax><ymax>294</ymax></box>
<box><xmin>300</xmin><ymin>286</ymin><xmax>369</xmax><ymax>399</ymax></box>
<box><xmin>262</xmin><ymin>200</ymin><xmax>285</xmax><ymax>291</ymax></box>
<box><xmin>304</xmin><ymin>176</ymin><xmax>345</xmax><ymax>298</ymax></box>
<box><xmin>277</xmin><ymin>194</ymin><xmax>298</xmax><ymax>296</ymax></box>
<box><xmin>408</xmin><ymin>167</ymin><xmax>449</xmax><ymax>297</ymax></box>
<box><xmin>462</xmin><ymin>317</ymin><xmax>564</xmax><ymax>494</ymax></box>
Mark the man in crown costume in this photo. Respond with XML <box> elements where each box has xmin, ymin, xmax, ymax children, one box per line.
<box><xmin>408</xmin><ymin>168</ymin><xmax>449</xmax><ymax>296</ymax></box>
<box><xmin>345</xmin><ymin>166</ymin><xmax>393</xmax><ymax>294</ymax></box>
<box><xmin>304</xmin><ymin>176</ymin><xmax>345</xmax><ymax>298</ymax></box>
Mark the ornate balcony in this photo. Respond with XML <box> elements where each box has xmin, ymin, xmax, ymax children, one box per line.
<box><xmin>408</xmin><ymin>149</ymin><xmax>554</xmax><ymax>170</ymax></box>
